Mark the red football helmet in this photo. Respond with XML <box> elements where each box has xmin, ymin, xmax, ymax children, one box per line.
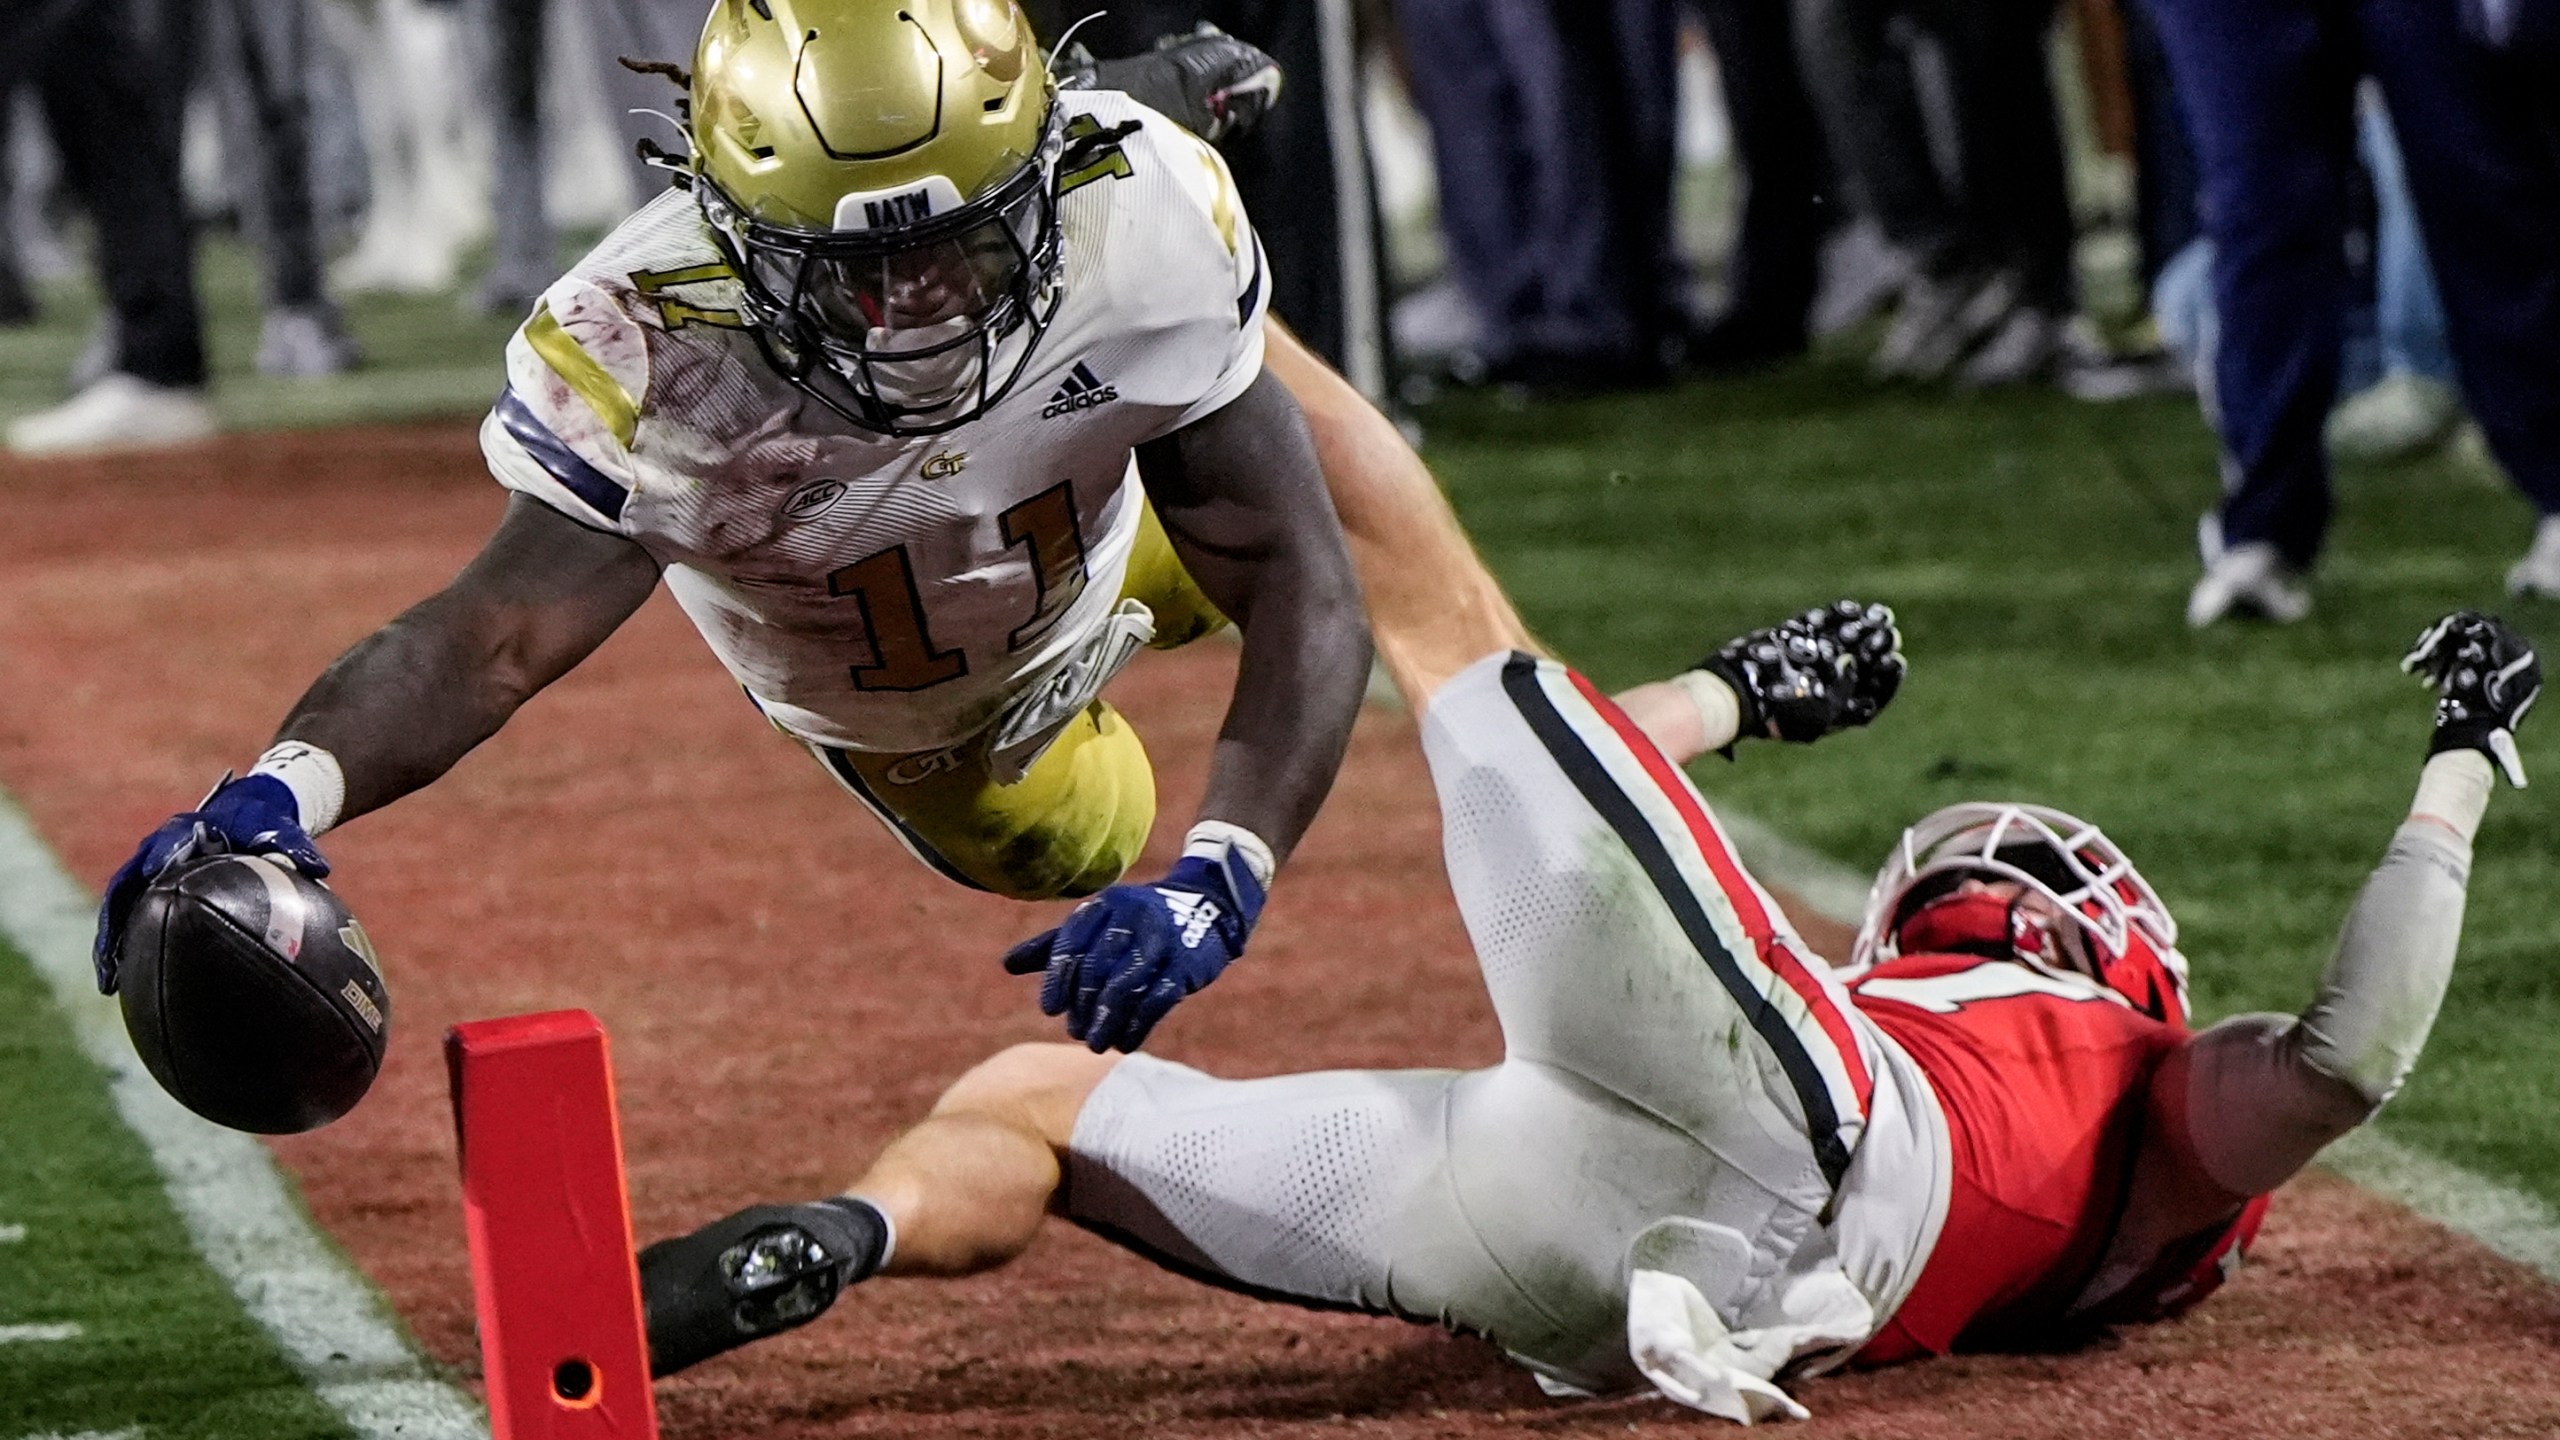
<box><xmin>1849</xmin><ymin>802</ymin><xmax>2191</xmax><ymax>1025</ymax></box>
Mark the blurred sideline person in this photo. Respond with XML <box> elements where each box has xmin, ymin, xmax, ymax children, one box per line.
<box><xmin>0</xmin><ymin>97</ymin><xmax>35</xmax><ymax>325</ymax></box>
<box><xmin>87</xmin><ymin>1</ymin><xmax>1376</xmax><ymax>1059</ymax></box>
<box><xmin>472</xmin><ymin>0</ymin><xmax>716</xmax><ymax>316</ymax></box>
<box><xmin>183</xmin><ymin>0</ymin><xmax>363</xmax><ymax>377</ymax></box>
<box><xmin>2153</xmin><ymin>88</ymin><xmax>2466</xmax><ymax>467</ymax></box>
<box><xmin>1392</xmin><ymin>0</ymin><xmax>1689</xmax><ymax>392</ymax></box>
<box><xmin>1680</xmin><ymin>0</ymin><xmax>1839</xmax><ymax>371</ymax></box>
<box><xmin>2148</xmin><ymin>0</ymin><xmax>2560</xmax><ymax>622</ymax></box>
<box><xmin>634</xmin><ymin>324</ymin><xmax>2540</xmax><ymax>1418</ymax></box>
<box><xmin>3</xmin><ymin>0</ymin><xmax>216</xmax><ymax>456</ymax></box>
<box><xmin>1795</xmin><ymin>0</ymin><xmax>2084</xmax><ymax>387</ymax></box>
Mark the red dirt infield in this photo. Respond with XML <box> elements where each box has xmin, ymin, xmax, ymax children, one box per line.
<box><xmin>5</xmin><ymin>425</ymin><xmax>2558</xmax><ymax>1439</ymax></box>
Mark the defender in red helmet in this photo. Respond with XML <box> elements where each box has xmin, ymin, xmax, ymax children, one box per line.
<box><xmin>629</xmin><ymin>420</ymin><xmax>2540</xmax><ymax>1421</ymax></box>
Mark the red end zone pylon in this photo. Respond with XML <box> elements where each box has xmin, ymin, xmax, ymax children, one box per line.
<box><xmin>448</xmin><ymin>1010</ymin><xmax>660</xmax><ymax>1440</ymax></box>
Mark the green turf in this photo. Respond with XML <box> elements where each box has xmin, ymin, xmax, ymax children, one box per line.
<box><xmin>0</xmin><ymin>234</ymin><xmax>528</xmax><ymax>435</ymax></box>
<box><xmin>1418</xmin><ymin>363</ymin><xmax>2560</xmax><ymax>1206</ymax></box>
<box><xmin>0</xmin><ymin>937</ymin><xmax>354</xmax><ymax>1438</ymax></box>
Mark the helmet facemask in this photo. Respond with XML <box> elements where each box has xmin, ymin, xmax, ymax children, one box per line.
<box><xmin>696</xmin><ymin>113</ymin><xmax>1065</xmax><ymax>436</ymax></box>
<box><xmin>1850</xmin><ymin>802</ymin><xmax>2191</xmax><ymax>1022</ymax></box>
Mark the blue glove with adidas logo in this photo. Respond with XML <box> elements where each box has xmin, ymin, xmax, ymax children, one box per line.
<box><xmin>1003</xmin><ymin>824</ymin><xmax>1270</xmax><ymax>1053</ymax></box>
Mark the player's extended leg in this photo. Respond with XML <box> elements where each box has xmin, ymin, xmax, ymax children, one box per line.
<box><xmin>642</xmin><ymin>1042</ymin><xmax>1511</xmax><ymax>1373</ymax></box>
<box><xmin>638</xmin><ymin>1044</ymin><xmax>1118</xmax><ymax>1374</ymax></box>
<box><xmin>1402</xmin><ymin>649</ymin><xmax>1940</xmax><ymax>1387</ymax></box>
<box><xmin>640</xmin><ymin>1032</ymin><xmax>1644</xmax><ymax>1387</ymax></box>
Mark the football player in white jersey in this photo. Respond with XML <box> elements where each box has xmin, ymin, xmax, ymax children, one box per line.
<box><xmin>88</xmin><ymin>1</ymin><xmax>1374</xmax><ymax>1056</ymax></box>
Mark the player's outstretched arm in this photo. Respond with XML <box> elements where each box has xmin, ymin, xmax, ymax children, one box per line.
<box><xmin>91</xmin><ymin>497</ymin><xmax>660</xmax><ymax>991</ymax></box>
<box><xmin>1262</xmin><ymin>328</ymin><xmax>1906</xmax><ymax>761</ymax></box>
<box><xmin>2085</xmin><ymin>613</ymin><xmax>2539</xmax><ymax>1308</ymax></box>
<box><xmin>271</xmin><ymin>496</ymin><xmax>662</xmax><ymax>817</ymax></box>
<box><xmin>1133</xmin><ymin>367</ymin><xmax>1372</xmax><ymax>860</ymax></box>
<box><xmin>1004</xmin><ymin>367</ymin><xmax>1371</xmax><ymax>1052</ymax></box>
<box><xmin>1621</xmin><ymin>601</ymin><xmax>1906</xmax><ymax>763</ymax></box>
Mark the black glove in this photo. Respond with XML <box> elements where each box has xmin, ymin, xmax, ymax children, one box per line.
<box><xmin>2403</xmin><ymin>610</ymin><xmax>2541</xmax><ymax>787</ymax></box>
<box><xmin>1699</xmin><ymin>600</ymin><xmax>1905</xmax><ymax>748</ymax></box>
<box><xmin>1058</xmin><ymin>24</ymin><xmax>1283</xmax><ymax>144</ymax></box>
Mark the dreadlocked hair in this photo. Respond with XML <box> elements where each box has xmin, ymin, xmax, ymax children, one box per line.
<box><xmin>619</xmin><ymin>56</ymin><xmax>696</xmax><ymax>189</ymax></box>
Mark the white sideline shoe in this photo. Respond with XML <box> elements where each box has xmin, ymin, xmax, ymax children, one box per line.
<box><xmin>1872</xmin><ymin>272</ymin><xmax>2014</xmax><ymax>382</ymax></box>
<box><xmin>2507</xmin><ymin>516</ymin><xmax>2560</xmax><ymax>599</ymax></box>
<box><xmin>2328</xmin><ymin>372</ymin><xmax>2459</xmax><ymax>462</ymax></box>
<box><xmin>2188</xmin><ymin>539</ymin><xmax>2313</xmax><ymax>628</ymax></box>
<box><xmin>7</xmin><ymin>374</ymin><xmax>217</xmax><ymax>457</ymax></box>
<box><xmin>257</xmin><ymin>305</ymin><xmax>363</xmax><ymax>379</ymax></box>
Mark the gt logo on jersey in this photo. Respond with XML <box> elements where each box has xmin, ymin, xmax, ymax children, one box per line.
<box><xmin>921</xmin><ymin>451</ymin><xmax>969</xmax><ymax>480</ymax></box>
<box><xmin>1042</xmin><ymin>362</ymin><xmax>1120</xmax><ymax>419</ymax></box>
<box><xmin>884</xmin><ymin>745</ymin><xmax>967</xmax><ymax>785</ymax></box>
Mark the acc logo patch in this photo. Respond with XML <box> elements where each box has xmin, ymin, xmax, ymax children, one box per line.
<box><xmin>783</xmin><ymin>478</ymin><xmax>850</xmax><ymax>521</ymax></box>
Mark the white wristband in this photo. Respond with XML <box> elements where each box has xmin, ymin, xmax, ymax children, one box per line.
<box><xmin>1671</xmin><ymin>669</ymin><xmax>1745</xmax><ymax>753</ymax></box>
<box><xmin>250</xmin><ymin>742</ymin><xmax>347</xmax><ymax>836</ymax></box>
<box><xmin>1183</xmin><ymin>821</ymin><xmax>1276</xmax><ymax>890</ymax></box>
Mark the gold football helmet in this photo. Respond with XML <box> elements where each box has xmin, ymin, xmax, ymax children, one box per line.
<box><xmin>689</xmin><ymin>0</ymin><xmax>1063</xmax><ymax>433</ymax></box>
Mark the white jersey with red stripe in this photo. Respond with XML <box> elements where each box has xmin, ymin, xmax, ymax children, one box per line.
<box><xmin>477</xmin><ymin>91</ymin><xmax>1269</xmax><ymax>753</ymax></box>
<box><xmin>1062</xmin><ymin>652</ymin><xmax>1952</xmax><ymax>1413</ymax></box>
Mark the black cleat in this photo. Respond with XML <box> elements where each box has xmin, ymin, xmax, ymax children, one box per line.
<box><xmin>637</xmin><ymin>1197</ymin><xmax>889</xmax><ymax>1376</ymax></box>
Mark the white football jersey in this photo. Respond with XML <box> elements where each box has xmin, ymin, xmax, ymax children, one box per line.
<box><xmin>480</xmin><ymin>91</ymin><xmax>1270</xmax><ymax>753</ymax></box>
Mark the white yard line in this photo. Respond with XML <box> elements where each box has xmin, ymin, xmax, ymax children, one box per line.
<box><xmin>13</xmin><ymin>1429</ymin><xmax>143</xmax><ymax>1440</ymax></box>
<box><xmin>2319</xmin><ymin>1128</ymin><xmax>2560</xmax><ymax>1280</ymax></box>
<box><xmin>0</xmin><ymin>1223</ymin><xmax>24</xmax><ymax>1243</ymax></box>
<box><xmin>0</xmin><ymin>791</ymin><xmax>486</xmax><ymax>1440</ymax></box>
<box><xmin>1722</xmin><ymin>806</ymin><xmax>2560</xmax><ymax>1286</ymax></box>
<box><xmin>0</xmin><ymin>1323</ymin><xmax>83</xmax><ymax>1344</ymax></box>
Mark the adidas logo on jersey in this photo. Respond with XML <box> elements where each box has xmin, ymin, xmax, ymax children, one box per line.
<box><xmin>1042</xmin><ymin>362</ymin><xmax>1120</xmax><ymax>419</ymax></box>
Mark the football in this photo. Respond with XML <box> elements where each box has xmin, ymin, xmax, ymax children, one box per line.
<box><xmin>115</xmin><ymin>852</ymin><xmax>392</xmax><ymax>1134</ymax></box>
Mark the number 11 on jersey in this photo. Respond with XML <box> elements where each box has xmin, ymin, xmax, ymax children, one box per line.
<box><xmin>824</xmin><ymin>482</ymin><xmax>1095</xmax><ymax>693</ymax></box>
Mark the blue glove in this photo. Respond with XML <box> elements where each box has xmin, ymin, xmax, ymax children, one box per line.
<box><xmin>94</xmin><ymin>773</ymin><xmax>329</xmax><ymax>994</ymax></box>
<box><xmin>1003</xmin><ymin>842</ymin><xmax>1266</xmax><ymax>1053</ymax></box>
